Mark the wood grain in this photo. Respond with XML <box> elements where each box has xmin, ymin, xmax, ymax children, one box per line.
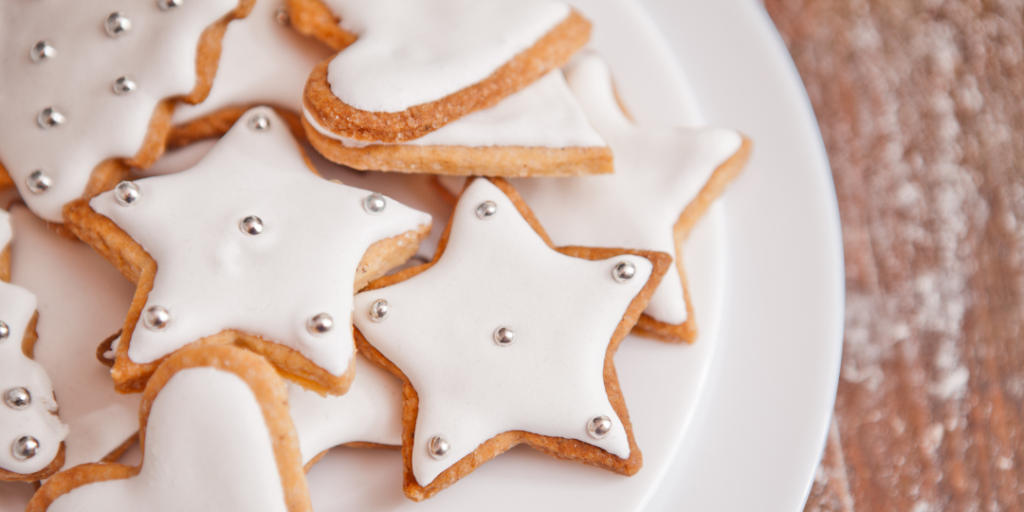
<box><xmin>761</xmin><ymin>1</ymin><xmax>1024</xmax><ymax>510</ymax></box>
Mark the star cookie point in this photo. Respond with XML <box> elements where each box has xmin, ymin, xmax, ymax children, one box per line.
<box><xmin>0</xmin><ymin>0</ymin><xmax>256</xmax><ymax>222</ymax></box>
<box><xmin>515</xmin><ymin>52</ymin><xmax>752</xmax><ymax>343</ymax></box>
<box><xmin>28</xmin><ymin>346</ymin><xmax>311</xmax><ymax>512</ymax></box>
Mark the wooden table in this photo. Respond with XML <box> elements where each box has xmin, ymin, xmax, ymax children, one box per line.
<box><xmin>761</xmin><ymin>1</ymin><xmax>1024</xmax><ymax>510</ymax></box>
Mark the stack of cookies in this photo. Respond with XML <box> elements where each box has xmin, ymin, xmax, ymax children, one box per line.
<box><xmin>0</xmin><ymin>0</ymin><xmax>750</xmax><ymax>509</ymax></box>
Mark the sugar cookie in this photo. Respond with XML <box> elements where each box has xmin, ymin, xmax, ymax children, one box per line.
<box><xmin>0</xmin><ymin>0</ymin><xmax>255</xmax><ymax>223</ymax></box>
<box><xmin>0</xmin><ymin>210</ymin><xmax>67</xmax><ymax>482</ymax></box>
<box><xmin>354</xmin><ymin>178</ymin><xmax>671</xmax><ymax>500</ymax></box>
<box><xmin>294</xmin><ymin>0</ymin><xmax>591</xmax><ymax>143</ymax></box>
<box><xmin>62</xmin><ymin>107</ymin><xmax>432</xmax><ymax>395</ymax></box>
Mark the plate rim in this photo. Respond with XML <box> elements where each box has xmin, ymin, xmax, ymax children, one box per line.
<box><xmin>635</xmin><ymin>0</ymin><xmax>846</xmax><ymax>510</ymax></box>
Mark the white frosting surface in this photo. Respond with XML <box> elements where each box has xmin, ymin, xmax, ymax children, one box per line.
<box><xmin>305</xmin><ymin>70</ymin><xmax>606</xmax><ymax>148</ymax></box>
<box><xmin>0</xmin><ymin>0</ymin><xmax>241</xmax><ymax>222</ymax></box>
<box><xmin>289</xmin><ymin>354</ymin><xmax>402</xmax><ymax>464</ymax></box>
<box><xmin>136</xmin><ymin>134</ymin><xmax>453</xmax><ymax>262</ymax></box>
<box><xmin>353</xmin><ymin>179</ymin><xmax>651</xmax><ymax>486</ymax></box>
<box><xmin>90</xmin><ymin>107</ymin><xmax>432</xmax><ymax>376</ymax></box>
<box><xmin>47</xmin><ymin>367</ymin><xmax>290</xmax><ymax>512</ymax></box>
<box><xmin>513</xmin><ymin>54</ymin><xmax>743</xmax><ymax>324</ymax></box>
<box><xmin>321</xmin><ymin>0</ymin><xmax>571</xmax><ymax>113</ymax></box>
<box><xmin>0</xmin><ymin>211</ymin><xmax>68</xmax><ymax>476</ymax></box>
<box><xmin>10</xmin><ymin>207</ymin><xmax>139</xmax><ymax>472</ymax></box>
<box><xmin>172</xmin><ymin>0</ymin><xmax>332</xmax><ymax>124</ymax></box>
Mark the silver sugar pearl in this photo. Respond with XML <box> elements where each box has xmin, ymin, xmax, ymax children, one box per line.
<box><xmin>12</xmin><ymin>436</ymin><xmax>39</xmax><ymax>461</ymax></box>
<box><xmin>247</xmin><ymin>113</ymin><xmax>270</xmax><ymax>131</ymax></box>
<box><xmin>274</xmin><ymin>5</ymin><xmax>290</xmax><ymax>25</ymax></box>
<box><xmin>105</xmin><ymin>12</ymin><xmax>132</xmax><ymax>37</ymax></box>
<box><xmin>493</xmin><ymin>326</ymin><xmax>515</xmax><ymax>346</ymax></box>
<box><xmin>0</xmin><ymin>321</ymin><xmax>9</xmax><ymax>341</ymax></box>
<box><xmin>143</xmin><ymin>305</ymin><xmax>171</xmax><ymax>331</ymax></box>
<box><xmin>475</xmin><ymin>201</ymin><xmax>497</xmax><ymax>219</ymax></box>
<box><xmin>612</xmin><ymin>261</ymin><xmax>637</xmax><ymax>283</ymax></box>
<box><xmin>307</xmin><ymin>313</ymin><xmax>334</xmax><ymax>335</ymax></box>
<box><xmin>30</xmin><ymin>41</ymin><xmax>55</xmax><ymax>63</ymax></box>
<box><xmin>427</xmin><ymin>436</ymin><xmax>450</xmax><ymax>460</ymax></box>
<box><xmin>240</xmin><ymin>215</ymin><xmax>264</xmax><ymax>235</ymax></box>
<box><xmin>26</xmin><ymin>170</ymin><xmax>52</xmax><ymax>194</ymax></box>
<box><xmin>369</xmin><ymin>299</ymin><xmax>389</xmax><ymax>322</ymax></box>
<box><xmin>158</xmin><ymin>0</ymin><xmax>183</xmax><ymax>10</ymax></box>
<box><xmin>112</xmin><ymin>76</ymin><xmax>137</xmax><ymax>95</ymax></box>
<box><xmin>114</xmin><ymin>181</ymin><xmax>141</xmax><ymax>206</ymax></box>
<box><xmin>587</xmin><ymin>415</ymin><xmax>613</xmax><ymax>439</ymax></box>
<box><xmin>362</xmin><ymin>193</ymin><xmax>386</xmax><ymax>214</ymax></box>
<box><xmin>4</xmin><ymin>388</ymin><xmax>31</xmax><ymax>410</ymax></box>
<box><xmin>37</xmin><ymin>107</ymin><xmax>65</xmax><ymax>130</ymax></box>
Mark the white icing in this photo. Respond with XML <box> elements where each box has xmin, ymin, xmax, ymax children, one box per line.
<box><xmin>0</xmin><ymin>211</ymin><xmax>68</xmax><ymax>476</ymax></box>
<box><xmin>47</xmin><ymin>367</ymin><xmax>290</xmax><ymax>512</ymax></box>
<box><xmin>172</xmin><ymin>0</ymin><xmax>332</xmax><ymax>124</ymax></box>
<box><xmin>305</xmin><ymin>70</ymin><xmax>606</xmax><ymax>148</ymax></box>
<box><xmin>513</xmin><ymin>53</ymin><xmax>744</xmax><ymax>324</ymax></box>
<box><xmin>289</xmin><ymin>354</ymin><xmax>402</xmax><ymax>464</ymax></box>
<box><xmin>10</xmin><ymin>207</ymin><xmax>139</xmax><ymax>471</ymax></box>
<box><xmin>353</xmin><ymin>179</ymin><xmax>652</xmax><ymax>486</ymax></box>
<box><xmin>139</xmin><ymin>134</ymin><xmax>453</xmax><ymax>264</ymax></box>
<box><xmin>90</xmin><ymin>107</ymin><xmax>431</xmax><ymax>376</ymax></box>
<box><xmin>0</xmin><ymin>0</ymin><xmax>242</xmax><ymax>222</ymax></box>
<box><xmin>320</xmin><ymin>0</ymin><xmax>571</xmax><ymax>113</ymax></box>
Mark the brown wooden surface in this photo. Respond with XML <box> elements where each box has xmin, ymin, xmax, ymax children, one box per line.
<box><xmin>761</xmin><ymin>1</ymin><xmax>1024</xmax><ymax>510</ymax></box>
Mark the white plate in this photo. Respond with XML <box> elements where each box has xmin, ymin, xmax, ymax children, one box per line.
<box><xmin>0</xmin><ymin>0</ymin><xmax>843</xmax><ymax>510</ymax></box>
<box><xmin>639</xmin><ymin>0</ymin><xmax>845</xmax><ymax>511</ymax></box>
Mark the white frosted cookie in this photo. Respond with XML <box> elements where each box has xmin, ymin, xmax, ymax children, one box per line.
<box><xmin>294</xmin><ymin>0</ymin><xmax>592</xmax><ymax>143</ymax></box>
<box><xmin>28</xmin><ymin>346</ymin><xmax>311</xmax><ymax>512</ymax></box>
<box><xmin>62</xmin><ymin>107</ymin><xmax>432</xmax><ymax>395</ymax></box>
<box><xmin>352</xmin><ymin>178</ymin><xmax>671</xmax><ymax>500</ymax></box>
<box><xmin>303</xmin><ymin>70</ymin><xmax>613</xmax><ymax>177</ymax></box>
<box><xmin>138</xmin><ymin>121</ymin><xmax>454</xmax><ymax>263</ymax></box>
<box><xmin>512</xmin><ymin>53</ymin><xmax>751</xmax><ymax>343</ymax></box>
<box><xmin>0</xmin><ymin>210</ymin><xmax>68</xmax><ymax>482</ymax></box>
<box><xmin>171</xmin><ymin>0</ymin><xmax>332</xmax><ymax>129</ymax></box>
<box><xmin>0</xmin><ymin>0</ymin><xmax>254</xmax><ymax>223</ymax></box>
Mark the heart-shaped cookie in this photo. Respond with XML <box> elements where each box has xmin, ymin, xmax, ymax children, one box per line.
<box><xmin>27</xmin><ymin>345</ymin><xmax>311</xmax><ymax>512</ymax></box>
<box><xmin>62</xmin><ymin>107</ymin><xmax>432</xmax><ymax>395</ymax></box>
<box><xmin>294</xmin><ymin>0</ymin><xmax>591</xmax><ymax>143</ymax></box>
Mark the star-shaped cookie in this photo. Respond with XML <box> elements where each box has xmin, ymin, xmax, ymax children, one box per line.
<box><xmin>63</xmin><ymin>106</ymin><xmax>432</xmax><ymax>395</ymax></box>
<box><xmin>514</xmin><ymin>52</ymin><xmax>752</xmax><ymax>343</ymax></box>
<box><xmin>0</xmin><ymin>0</ymin><xmax>254</xmax><ymax>223</ymax></box>
<box><xmin>28</xmin><ymin>346</ymin><xmax>311</xmax><ymax>512</ymax></box>
<box><xmin>353</xmin><ymin>178</ymin><xmax>671</xmax><ymax>500</ymax></box>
